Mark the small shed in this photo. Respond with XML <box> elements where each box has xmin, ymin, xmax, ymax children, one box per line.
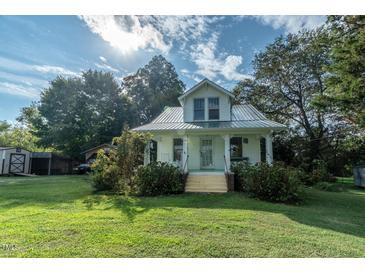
<box><xmin>0</xmin><ymin>147</ymin><xmax>32</xmax><ymax>175</ymax></box>
<box><xmin>30</xmin><ymin>152</ymin><xmax>78</xmax><ymax>175</ymax></box>
<box><xmin>353</xmin><ymin>165</ymin><xmax>365</xmax><ymax>187</ymax></box>
<box><xmin>82</xmin><ymin>143</ymin><xmax>116</xmax><ymax>164</ymax></box>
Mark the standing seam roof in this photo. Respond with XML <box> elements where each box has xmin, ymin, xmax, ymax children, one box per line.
<box><xmin>133</xmin><ymin>104</ymin><xmax>286</xmax><ymax>131</ymax></box>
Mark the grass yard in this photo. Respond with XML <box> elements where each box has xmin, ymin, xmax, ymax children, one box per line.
<box><xmin>1</xmin><ymin>175</ymin><xmax>365</xmax><ymax>257</ymax></box>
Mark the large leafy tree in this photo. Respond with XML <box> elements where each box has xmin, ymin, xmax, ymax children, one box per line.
<box><xmin>233</xmin><ymin>29</ymin><xmax>357</xmax><ymax>171</ymax></box>
<box><xmin>0</xmin><ymin>121</ymin><xmax>10</xmax><ymax>133</ymax></box>
<box><xmin>0</xmin><ymin>123</ymin><xmax>48</xmax><ymax>152</ymax></box>
<box><xmin>123</xmin><ymin>55</ymin><xmax>185</xmax><ymax>124</ymax></box>
<box><xmin>325</xmin><ymin>16</ymin><xmax>365</xmax><ymax>128</ymax></box>
<box><xmin>20</xmin><ymin>70</ymin><xmax>136</xmax><ymax>159</ymax></box>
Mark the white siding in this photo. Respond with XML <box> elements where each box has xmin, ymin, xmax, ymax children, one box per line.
<box><xmin>182</xmin><ymin>84</ymin><xmax>231</xmax><ymax>122</ymax></box>
<box><xmin>152</xmin><ymin>134</ymin><xmax>184</xmax><ymax>167</ymax></box>
<box><xmin>242</xmin><ymin>135</ymin><xmax>261</xmax><ymax>164</ymax></box>
<box><xmin>150</xmin><ymin>132</ymin><xmax>263</xmax><ymax>170</ymax></box>
<box><xmin>0</xmin><ymin>148</ymin><xmax>31</xmax><ymax>175</ymax></box>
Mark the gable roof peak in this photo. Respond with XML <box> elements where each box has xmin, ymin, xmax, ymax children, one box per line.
<box><xmin>178</xmin><ymin>78</ymin><xmax>234</xmax><ymax>103</ymax></box>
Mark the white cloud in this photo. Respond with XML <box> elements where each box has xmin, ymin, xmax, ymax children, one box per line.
<box><xmin>79</xmin><ymin>16</ymin><xmax>220</xmax><ymax>55</ymax></box>
<box><xmin>0</xmin><ymin>56</ymin><xmax>79</xmax><ymax>77</ymax></box>
<box><xmin>33</xmin><ymin>65</ymin><xmax>78</xmax><ymax>76</ymax></box>
<box><xmin>254</xmin><ymin>16</ymin><xmax>326</xmax><ymax>33</ymax></box>
<box><xmin>0</xmin><ymin>70</ymin><xmax>48</xmax><ymax>87</ymax></box>
<box><xmin>79</xmin><ymin>16</ymin><xmax>248</xmax><ymax>82</ymax></box>
<box><xmin>0</xmin><ymin>82</ymin><xmax>39</xmax><ymax>98</ymax></box>
<box><xmin>0</xmin><ymin>56</ymin><xmax>80</xmax><ymax>98</ymax></box>
<box><xmin>79</xmin><ymin>15</ymin><xmax>171</xmax><ymax>55</ymax></box>
<box><xmin>94</xmin><ymin>63</ymin><xmax>119</xmax><ymax>73</ymax></box>
<box><xmin>180</xmin><ymin>68</ymin><xmax>189</xmax><ymax>74</ymax></box>
<box><xmin>190</xmin><ymin>33</ymin><xmax>251</xmax><ymax>81</ymax></box>
<box><xmin>99</xmin><ymin>56</ymin><xmax>107</xmax><ymax>62</ymax></box>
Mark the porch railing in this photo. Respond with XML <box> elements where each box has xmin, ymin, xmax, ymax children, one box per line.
<box><xmin>224</xmin><ymin>155</ymin><xmax>228</xmax><ymax>173</ymax></box>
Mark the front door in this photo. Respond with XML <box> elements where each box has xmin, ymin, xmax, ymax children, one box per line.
<box><xmin>200</xmin><ymin>138</ymin><xmax>213</xmax><ymax>169</ymax></box>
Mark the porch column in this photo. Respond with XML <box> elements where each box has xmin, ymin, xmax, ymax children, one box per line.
<box><xmin>265</xmin><ymin>132</ymin><xmax>273</xmax><ymax>165</ymax></box>
<box><xmin>224</xmin><ymin>134</ymin><xmax>231</xmax><ymax>172</ymax></box>
<box><xmin>182</xmin><ymin>135</ymin><xmax>188</xmax><ymax>173</ymax></box>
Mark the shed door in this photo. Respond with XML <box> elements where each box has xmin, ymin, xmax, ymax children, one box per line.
<box><xmin>9</xmin><ymin>153</ymin><xmax>26</xmax><ymax>173</ymax></box>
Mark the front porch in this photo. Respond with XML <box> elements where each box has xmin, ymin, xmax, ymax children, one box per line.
<box><xmin>143</xmin><ymin>131</ymin><xmax>274</xmax><ymax>192</ymax></box>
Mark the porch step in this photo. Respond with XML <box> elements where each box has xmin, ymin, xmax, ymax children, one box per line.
<box><xmin>185</xmin><ymin>174</ymin><xmax>227</xmax><ymax>193</ymax></box>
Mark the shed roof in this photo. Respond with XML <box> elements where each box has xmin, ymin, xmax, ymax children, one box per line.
<box><xmin>81</xmin><ymin>143</ymin><xmax>116</xmax><ymax>155</ymax></box>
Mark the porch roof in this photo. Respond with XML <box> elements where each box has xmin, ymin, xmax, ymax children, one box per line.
<box><xmin>132</xmin><ymin>120</ymin><xmax>286</xmax><ymax>132</ymax></box>
<box><xmin>132</xmin><ymin>104</ymin><xmax>286</xmax><ymax>132</ymax></box>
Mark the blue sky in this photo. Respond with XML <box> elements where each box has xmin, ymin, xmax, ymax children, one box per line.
<box><xmin>0</xmin><ymin>15</ymin><xmax>326</xmax><ymax>122</ymax></box>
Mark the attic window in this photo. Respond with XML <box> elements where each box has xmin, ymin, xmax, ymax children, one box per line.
<box><xmin>194</xmin><ymin>98</ymin><xmax>205</xmax><ymax>120</ymax></box>
<box><xmin>208</xmin><ymin>97</ymin><xmax>219</xmax><ymax>120</ymax></box>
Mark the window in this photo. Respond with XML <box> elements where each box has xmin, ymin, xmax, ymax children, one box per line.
<box><xmin>260</xmin><ymin>137</ymin><xmax>266</xmax><ymax>163</ymax></box>
<box><xmin>230</xmin><ymin>137</ymin><xmax>242</xmax><ymax>159</ymax></box>
<box><xmin>208</xmin><ymin>97</ymin><xmax>219</xmax><ymax>120</ymax></box>
<box><xmin>194</xmin><ymin>98</ymin><xmax>205</xmax><ymax>120</ymax></box>
<box><xmin>149</xmin><ymin>140</ymin><xmax>157</xmax><ymax>163</ymax></box>
<box><xmin>173</xmin><ymin>138</ymin><xmax>183</xmax><ymax>162</ymax></box>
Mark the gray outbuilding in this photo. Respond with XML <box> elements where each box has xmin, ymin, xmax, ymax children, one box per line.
<box><xmin>0</xmin><ymin>147</ymin><xmax>32</xmax><ymax>175</ymax></box>
<box><xmin>353</xmin><ymin>165</ymin><xmax>365</xmax><ymax>187</ymax></box>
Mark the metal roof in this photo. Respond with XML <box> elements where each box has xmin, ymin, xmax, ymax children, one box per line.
<box><xmin>151</xmin><ymin>107</ymin><xmax>183</xmax><ymax>123</ymax></box>
<box><xmin>133</xmin><ymin>104</ymin><xmax>286</xmax><ymax>132</ymax></box>
<box><xmin>80</xmin><ymin>143</ymin><xmax>116</xmax><ymax>154</ymax></box>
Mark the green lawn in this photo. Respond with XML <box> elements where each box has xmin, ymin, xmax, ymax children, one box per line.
<box><xmin>1</xmin><ymin>175</ymin><xmax>365</xmax><ymax>257</ymax></box>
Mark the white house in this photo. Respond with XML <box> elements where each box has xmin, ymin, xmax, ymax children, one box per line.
<box><xmin>133</xmin><ymin>79</ymin><xmax>286</xmax><ymax>192</ymax></box>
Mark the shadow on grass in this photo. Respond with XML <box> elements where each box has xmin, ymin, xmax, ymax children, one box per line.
<box><xmin>83</xmin><ymin>194</ymin><xmax>172</xmax><ymax>221</ymax></box>
<box><xmin>2</xmin><ymin>175</ymin><xmax>365</xmax><ymax>239</ymax></box>
<box><xmin>0</xmin><ymin>175</ymin><xmax>93</xmax><ymax>209</ymax></box>
<box><xmin>84</xmin><ymin>186</ymin><xmax>365</xmax><ymax>239</ymax></box>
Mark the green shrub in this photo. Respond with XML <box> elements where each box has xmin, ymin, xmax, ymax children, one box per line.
<box><xmin>135</xmin><ymin>162</ymin><xmax>185</xmax><ymax>196</ymax></box>
<box><xmin>91</xmin><ymin>149</ymin><xmax>131</xmax><ymax>193</ymax></box>
<box><xmin>232</xmin><ymin>162</ymin><xmax>303</xmax><ymax>203</ymax></box>
<box><xmin>91</xmin><ymin>129</ymin><xmax>151</xmax><ymax>194</ymax></box>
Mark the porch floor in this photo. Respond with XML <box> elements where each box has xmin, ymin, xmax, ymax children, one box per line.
<box><xmin>189</xmin><ymin>169</ymin><xmax>225</xmax><ymax>176</ymax></box>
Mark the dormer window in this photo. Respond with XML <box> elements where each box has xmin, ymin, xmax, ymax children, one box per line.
<box><xmin>194</xmin><ymin>98</ymin><xmax>205</xmax><ymax>120</ymax></box>
<box><xmin>208</xmin><ymin>97</ymin><xmax>219</xmax><ymax>120</ymax></box>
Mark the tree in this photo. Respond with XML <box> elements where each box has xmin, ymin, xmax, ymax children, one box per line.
<box><xmin>92</xmin><ymin>129</ymin><xmax>151</xmax><ymax>193</ymax></box>
<box><xmin>0</xmin><ymin>121</ymin><xmax>10</xmax><ymax>133</ymax></box>
<box><xmin>325</xmin><ymin>16</ymin><xmax>365</xmax><ymax>128</ymax></box>
<box><xmin>123</xmin><ymin>55</ymin><xmax>185</xmax><ymax>124</ymax></box>
<box><xmin>0</xmin><ymin>123</ymin><xmax>48</xmax><ymax>152</ymax></box>
<box><xmin>20</xmin><ymin>70</ymin><xmax>136</xmax><ymax>159</ymax></box>
<box><xmin>233</xmin><ymin>29</ymin><xmax>357</xmax><ymax>171</ymax></box>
